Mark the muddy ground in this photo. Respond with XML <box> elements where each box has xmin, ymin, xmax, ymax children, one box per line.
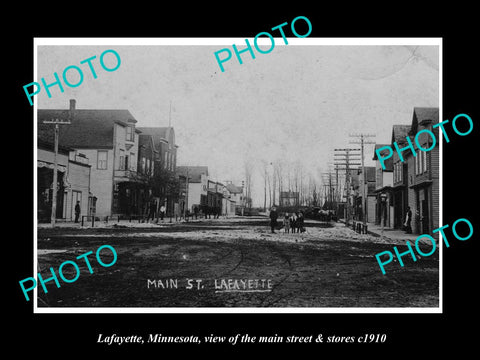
<box><xmin>35</xmin><ymin>217</ymin><xmax>439</xmax><ymax>308</ymax></box>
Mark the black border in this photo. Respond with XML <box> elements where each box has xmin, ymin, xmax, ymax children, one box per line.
<box><xmin>10</xmin><ymin>5</ymin><xmax>479</xmax><ymax>354</ymax></box>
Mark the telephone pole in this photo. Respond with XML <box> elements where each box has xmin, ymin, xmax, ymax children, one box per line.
<box><xmin>42</xmin><ymin>118</ymin><xmax>71</xmax><ymax>226</ymax></box>
<box><xmin>349</xmin><ymin>134</ymin><xmax>376</xmax><ymax>226</ymax></box>
<box><xmin>334</xmin><ymin>148</ymin><xmax>361</xmax><ymax>226</ymax></box>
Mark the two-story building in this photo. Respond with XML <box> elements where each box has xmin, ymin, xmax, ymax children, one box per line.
<box><xmin>353</xmin><ymin>166</ymin><xmax>376</xmax><ymax>223</ymax></box>
<box><xmin>176</xmin><ymin>166</ymin><xmax>209</xmax><ymax>214</ymax></box>
<box><xmin>406</xmin><ymin>107</ymin><xmax>440</xmax><ymax>235</ymax></box>
<box><xmin>226</xmin><ymin>182</ymin><xmax>244</xmax><ymax>215</ymax></box>
<box><xmin>137</xmin><ymin>127</ymin><xmax>178</xmax><ymax>215</ymax></box>
<box><xmin>373</xmin><ymin>144</ymin><xmax>394</xmax><ymax>227</ymax></box>
<box><xmin>38</xmin><ymin>99</ymin><xmax>143</xmax><ymax>218</ymax></box>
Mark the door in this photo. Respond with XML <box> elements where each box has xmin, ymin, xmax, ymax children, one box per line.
<box><xmin>71</xmin><ymin>191</ymin><xmax>82</xmax><ymax>219</ymax></box>
<box><xmin>419</xmin><ymin>189</ymin><xmax>429</xmax><ymax>233</ymax></box>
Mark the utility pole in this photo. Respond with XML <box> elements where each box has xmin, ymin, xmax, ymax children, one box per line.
<box><xmin>263</xmin><ymin>167</ymin><xmax>267</xmax><ymax>212</ymax></box>
<box><xmin>183</xmin><ymin>167</ymin><xmax>189</xmax><ymax>220</ymax></box>
<box><xmin>334</xmin><ymin>148</ymin><xmax>361</xmax><ymax>226</ymax></box>
<box><xmin>43</xmin><ymin>118</ymin><xmax>71</xmax><ymax>226</ymax></box>
<box><xmin>270</xmin><ymin>162</ymin><xmax>276</xmax><ymax>207</ymax></box>
<box><xmin>349</xmin><ymin>134</ymin><xmax>376</xmax><ymax>226</ymax></box>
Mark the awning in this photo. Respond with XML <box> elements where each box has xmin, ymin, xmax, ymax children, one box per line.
<box><xmin>37</xmin><ymin>160</ymin><xmax>67</xmax><ymax>173</ymax></box>
<box><xmin>409</xmin><ymin>180</ymin><xmax>433</xmax><ymax>189</ymax></box>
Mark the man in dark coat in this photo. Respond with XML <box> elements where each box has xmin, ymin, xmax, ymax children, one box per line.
<box><xmin>146</xmin><ymin>200</ymin><xmax>157</xmax><ymax>222</ymax></box>
<box><xmin>269</xmin><ymin>207</ymin><xmax>278</xmax><ymax>233</ymax></box>
<box><xmin>74</xmin><ymin>201</ymin><xmax>81</xmax><ymax>223</ymax></box>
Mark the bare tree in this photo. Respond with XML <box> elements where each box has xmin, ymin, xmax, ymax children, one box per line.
<box><xmin>244</xmin><ymin>161</ymin><xmax>253</xmax><ymax>210</ymax></box>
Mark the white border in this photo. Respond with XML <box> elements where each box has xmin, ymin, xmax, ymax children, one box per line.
<box><xmin>33</xmin><ymin>37</ymin><xmax>442</xmax><ymax>314</ymax></box>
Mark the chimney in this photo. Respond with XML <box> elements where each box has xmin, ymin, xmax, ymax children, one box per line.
<box><xmin>69</xmin><ymin>99</ymin><xmax>76</xmax><ymax>120</ymax></box>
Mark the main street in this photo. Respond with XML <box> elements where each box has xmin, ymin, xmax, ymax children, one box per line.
<box><xmin>36</xmin><ymin>217</ymin><xmax>439</xmax><ymax>308</ymax></box>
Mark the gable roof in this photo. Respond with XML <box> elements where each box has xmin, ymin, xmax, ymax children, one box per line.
<box><xmin>38</xmin><ymin>109</ymin><xmax>137</xmax><ymax>149</ymax></box>
<box><xmin>137</xmin><ymin>127</ymin><xmax>174</xmax><ymax>151</ymax></box>
<box><xmin>226</xmin><ymin>183</ymin><xmax>243</xmax><ymax>194</ymax></box>
<box><xmin>138</xmin><ymin>134</ymin><xmax>158</xmax><ymax>153</ymax></box>
<box><xmin>372</xmin><ymin>144</ymin><xmax>391</xmax><ymax>160</ymax></box>
<box><xmin>413</xmin><ymin>107</ymin><xmax>439</xmax><ymax>124</ymax></box>
<box><xmin>410</xmin><ymin>107</ymin><xmax>439</xmax><ymax>135</ymax></box>
<box><xmin>176</xmin><ymin>166</ymin><xmax>208</xmax><ymax>183</ymax></box>
<box><xmin>391</xmin><ymin>124</ymin><xmax>412</xmax><ymax>145</ymax></box>
<box><xmin>372</xmin><ymin>144</ymin><xmax>393</xmax><ymax>170</ymax></box>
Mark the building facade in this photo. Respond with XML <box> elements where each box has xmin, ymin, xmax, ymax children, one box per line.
<box><xmin>373</xmin><ymin>144</ymin><xmax>394</xmax><ymax>227</ymax></box>
<box><xmin>391</xmin><ymin>125</ymin><xmax>412</xmax><ymax>229</ymax></box>
<box><xmin>354</xmin><ymin>166</ymin><xmax>376</xmax><ymax>223</ymax></box>
<box><xmin>137</xmin><ymin>127</ymin><xmax>178</xmax><ymax>216</ymax></box>
<box><xmin>38</xmin><ymin>99</ymin><xmax>144</xmax><ymax>218</ymax></box>
<box><xmin>407</xmin><ymin>107</ymin><xmax>440</xmax><ymax>235</ymax></box>
<box><xmin>37</xmin><ymin>140</ymin><xmax>91</xmax><ymax>223</ymax></box>
<box><xmin>279</xmin><ymin>191</ymin><xmax>299</xmax><ymax>207</ymax></box>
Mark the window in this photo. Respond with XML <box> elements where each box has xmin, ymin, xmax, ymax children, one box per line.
<box><xmin>119</xmin><ymin>149</ymin><xmax>125</xmax><ymax>170</ymax></box>
<box><xmin>147</xmin><ymin>159</ymin><xmax>151</xmax><ymax>174</ymax></box>
<box><xmin>422</xmin><ymin>150</ymin><xmax>428</xmax><ymax>173</ymax></box>
<box><xmin>141</xmin><ymin>157</ymin><xmax>146</xmax><ymax>173</ymax></box>
<box><xmin>126</xmin><ymin>125</ymin><xmax>134</xmax><ymax>141</ymax></box>
<box><xmin>415</xmin><ymin>150</ymin><xmax>428</xmax><ymax>175</ymax></box>
<box><xmin>130</xmin><ymin>153</ymin><xmax>136</xmax><ymax>170</ymax></box>
<box><xmin>97</xmin><ymin>150</ymin><xmax>108</xmax><ymax>170</ymax></box>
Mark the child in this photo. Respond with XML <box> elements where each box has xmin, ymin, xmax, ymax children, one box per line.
<box><xmin>290</xmin><ymin>213</ymin><xmax>297</xmax><ymax>233</ymax></box>
<box><xmin>283</xmin><ymin>213</ymin><xmax>291</xmax><ymax>233</ymax></box>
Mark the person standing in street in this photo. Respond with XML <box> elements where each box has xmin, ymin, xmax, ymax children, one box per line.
<box><xmin>159</xmin><ymin>204</ymin><xmax>166</xmax><ymax>221</ymax></box>
<box><xmin>74</xmin><ymin>201</ymin><xmax>81</xmax><ymax>223</ymax></box>
<box><xmin>269</xmin><ymin>206</ymin><xmax>278</xmax><ymax>233</ymax></box>
<box><xmin>147</xmin><ymin>200</ymin><xmax>156</xmax><ymax>222</ymax></box>
<box><xmin>298</xmin><ymin>210</ymin><xmax>305</xmax><ymax>233</ymax></box>
<box><xmin>290</xmin><ymin>212</ymin><xmax>298</xmax><ymax>233</ymax></box>
<box><xmin>404</xmin><ymin>206</ymin><xmax>412</xmax><ymax>234</ymax></box>
<box><xmin>283</xmin><ymin>213</ymin><xmax>291</xmax><ymax>233</ymax></box>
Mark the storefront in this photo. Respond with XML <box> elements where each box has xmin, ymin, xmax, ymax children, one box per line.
<box><xmin>37</xmin><ymin>162</ymin><xmax>67</xmax><ymax>223</ymax></box>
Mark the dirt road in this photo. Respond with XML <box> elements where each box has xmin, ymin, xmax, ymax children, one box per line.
<box><xmin>35</xmin><ymin>217</ymin><xmax>439</xmax><ymax>308</ymax></box>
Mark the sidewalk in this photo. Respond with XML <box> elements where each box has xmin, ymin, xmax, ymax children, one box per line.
<box><xmin>37</xmin><ymin>215</ymin><xmax>244</xmax><ymax>229</ymax></box>
<box><xmin>365</xmin><ymin>222</ymin><xmax>417</xmax><ymax>243</ymax></box>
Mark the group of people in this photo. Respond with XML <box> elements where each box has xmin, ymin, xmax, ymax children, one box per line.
<box><xmin>269</xmin><ymin>207</ymin><xmax>306</xmax><ymax>234</ymax></box>
<box><xmin>146</xmin><ymin>200</ymin><xmax>166</xmax><ymax>222</ymax></box>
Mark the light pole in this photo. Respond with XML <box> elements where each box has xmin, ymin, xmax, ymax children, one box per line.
<box><xmin>42</xmin><ymin>118</ymin><xmax>71</xmax><ymax>226</ymax></box>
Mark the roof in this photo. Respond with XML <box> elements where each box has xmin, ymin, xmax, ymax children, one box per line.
<box><xmin>137</xmin><ymin>127</ymin><xmax>174</xmax><ymax>151</ymax></box>
<box><xmin>372</xmin><ymin>144</ymin><xmax>393</xmax><ymax>170</ymax></box>
<box><xmin>226</xmin><ymin>183</ymin><xmax>243</xmax><ymax>194</ymax></box>
<box><xmin>38</xmin><ymin>109</ymin><xmax>137</xmax><ymax>149</ymax></box>
<box><xmin>410</xmin><ymin>107</ymin><xmax>439</xmax><ymax>135</ymax></box>
<box><xmin>413</xmin><ymin>107</ymin><xmax>439</xmax><ymax>125</ymax></box>
<box><xmin>391</xmin><ymin>124</ymin><xmax>411</xmax><ymax>145</ymax></box>
<box><xmin>176</xmin><ymin>166</ymin><xmax>208</xmax><ymax>183</ymax></box>
<box><xmin>372</xmin><ymin>144</ymin><xmax>391</xmax><ymax>160</ymax></box>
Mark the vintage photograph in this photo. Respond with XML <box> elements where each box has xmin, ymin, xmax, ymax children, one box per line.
<box><xmin>33</xmin><ymin>39</ymin><xmax>441</xmax><ymax>312</ymax></box>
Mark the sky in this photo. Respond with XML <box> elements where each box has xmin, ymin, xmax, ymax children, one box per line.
<box><xmin>36</xmin><ymin>40</ymin><xmax>439</xmax><ymax>206</ymax></box>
